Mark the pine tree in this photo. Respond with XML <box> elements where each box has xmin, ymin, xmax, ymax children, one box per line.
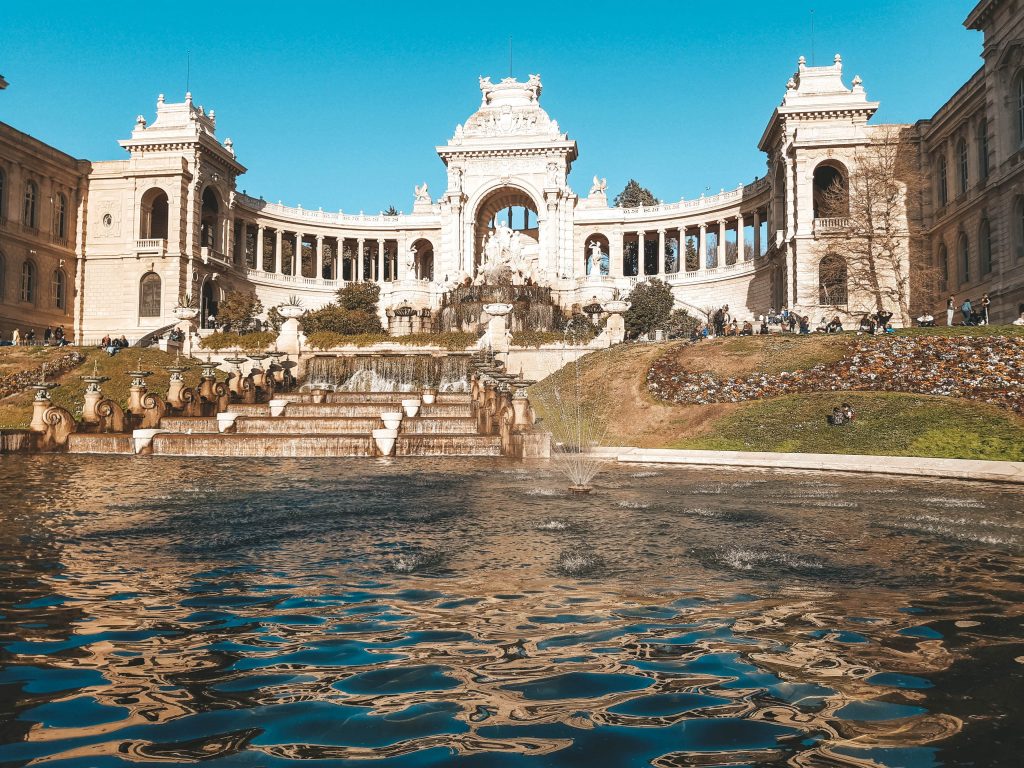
<box><xmin>613</xmin><ymin>179</ymin><xmax>658</xmax><ymax>208</ymax></box>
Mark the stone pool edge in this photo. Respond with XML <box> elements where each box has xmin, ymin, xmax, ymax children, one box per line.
<box><xmin>592</xmin><ymin>447</ymin><xmax>1024</xmax><ymax>485</ymax></box>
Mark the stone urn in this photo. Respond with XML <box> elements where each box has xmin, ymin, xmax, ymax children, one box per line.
<box><xmin>173</xmin><ymin>306</ymin><xmax>200</xmax><ymax>321</ymax></box>
<box><xmin>401</xmin><ymin>398</ymin><xmax>421</xmax><ymax>418</ymax></box>
<box><xmin>603</xmin><ymin>300</ymin><xmax>631</xmax><ymax>345</ymax></box>
<box><xmin>603</xmin><ymin>300</ymin><xmax>630</xmax><ymax>314</ymax></box>
<box><xmin>422</xmin><ymin>387</ymin><xmax>437</xmax><ymax>405</ymax></box>
<box><xmin>372</xmin><ymin>427</ymin><xmax>398</xmax><ymax>456</ymax></box>
<box><xmin>380</xmin><ymin>411</ymin><xmax>403</xmax><ymax>430</ymax></box>
<box><xmin>278</xmin><ymin>304</ymin><xmax>304</xmax><ymax>320</ymax></box>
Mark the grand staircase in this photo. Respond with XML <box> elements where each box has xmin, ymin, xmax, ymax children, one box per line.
<box><xmin>66</xmin><ymin>391</ymin><xmax>502</xmax><ymax>457</ymax></box>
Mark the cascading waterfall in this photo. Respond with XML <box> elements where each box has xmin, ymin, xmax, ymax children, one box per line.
<box><xmin>302</xmin><ymin>355</ymin><xmax>471</xmax><ymax>392</ymax></box>
<box><xmin>437</xmin><ymin>284</ymin><xmax>556</xmax><ymax>334</ymax></box>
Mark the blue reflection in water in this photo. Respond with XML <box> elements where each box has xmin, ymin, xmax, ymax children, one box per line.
<box><xmin>0</xmin><ymin>456</ymin><xmax>1020</xmax><ymax>767</ymax></box>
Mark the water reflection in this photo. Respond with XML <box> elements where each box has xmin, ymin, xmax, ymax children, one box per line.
<box><xmin>0</xmin><ymin>456</ymin><xmax>1021</xmax><ymax>766</ymax></box>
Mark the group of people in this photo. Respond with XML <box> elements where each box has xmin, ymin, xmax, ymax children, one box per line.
<box><xmin>857</xmin><ymin>310</ymin><xmax>895</xmax><ymax>335</ymax></box>
<box><xmin>946</xmin><ymin>294</ymin><xmax>991</xmax><ymax>326</ymax></box>
<box><xmin>5</xmin><ymin>326</ymin><xmax>69</xmax><ymax>347</ymax></box>
<box><xmin>98</xmin><ymin>335</ymin><xmax>131</xmax><ymax>355</ymax></box>
<box><xmin>827</xmin><ymin>403</ymin><xmax>856</xmax><ymax>426</ymax></box>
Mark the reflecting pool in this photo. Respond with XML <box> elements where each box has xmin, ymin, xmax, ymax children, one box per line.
<box><xmin>0</xmin><ymin>456</ymin><xmax>1021</xmax><ymax>766</ymax></box>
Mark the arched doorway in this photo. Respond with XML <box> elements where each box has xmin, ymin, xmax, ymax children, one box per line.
<box><xmin>200</xmin><ymin>278</ymin><xmax>218</xmax><ymax>327</ymax></box>
<box><xmin>472</xmin><ymin>186</ymin><xmax>540</xmax><ymax>277</ymax></box>
<box><xmin>812</xmin><ymin>161</ymin><xmax>848</xmax><ymax>218</ymax></box>
<box><xmin>140</xmin><ymin>188</ymin><xmax>169</xmax><ymax>239</ymax></box>
<box><xmin>200</xmin><ymin>187</ymin><xmax>220</xmax><ymax>248</ymax></box>
<box><xmin>409</xmin><ymin>238</ymin><xmax>434</xmax><ymax>281</ymax></box>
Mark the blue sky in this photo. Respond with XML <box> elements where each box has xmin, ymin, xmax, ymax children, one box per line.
<box><xmin>2</xmin><ymin>1</ymin><xmax>982</xmax><ymax>212</ymax></box>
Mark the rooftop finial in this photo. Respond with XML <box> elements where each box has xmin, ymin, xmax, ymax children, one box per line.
<box><xmin>157</xmin><ymin>93</ymin><xmax>165</xmax><ymax>105</ymax></box>
<box><xmin>185</xmin><ymin>91</ymin><xmax>192</xmax><ymax>105</ymax></box>
<box><xmin>798</xmin><ymin>55</ymin><xmax>806</xmax><ymax>67</ymax></box>
<box><xmin>834</xmin><ymin>53</ymin><xmax>842</xmax><ymax>65</ymax></box>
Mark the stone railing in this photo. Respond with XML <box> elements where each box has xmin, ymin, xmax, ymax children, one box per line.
<box><xmin>135</xmin><ymin>238</ymin><xmax>166</xmax><ymax>255</ymax></box>
<box><xmin>201</xmin><ymin>245</ymin><xmax>231</xmax><ymax>266</ymax></box>
<box><xmin>235</xmin><ymin>193</ymin><xmax>440</xmax><ymax>225</ymax></box>
<box><xmin>246</xmin><ymin>268</ymin><xmax>340</xmax><ymax>289</ymax></box>
<box><xmin>605</xmin><ymin>176</ymin><xmax>771</xmax><ymax>217</ymax></box>
<box><xmin>50</xmin><ymin>233</ymin><xmax>70</xmax><ymax>249</ymax></box>
<box><xmin>814</xmin><ymin>217</ymin><xmax>850</xmax><ymax>234</ymax></box>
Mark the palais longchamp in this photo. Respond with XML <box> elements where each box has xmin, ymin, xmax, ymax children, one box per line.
<box><xmin>1</xmin><ymin>0</ymin><xmax>1022</xmax><ymax>342</ymax></box>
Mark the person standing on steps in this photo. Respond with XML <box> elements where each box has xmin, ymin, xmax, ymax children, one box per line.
<box><xmin>980</xmin><ymin>293</ymin><xmax>991</xmax><ymax>325</ymax></box>
<box><xmin>947</xmin><ymin>295</ymin><xmax>956</xmax><ymax>327</ymax></box>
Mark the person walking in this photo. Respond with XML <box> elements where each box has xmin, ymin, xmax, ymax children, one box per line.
<box><xmin>947</xmin><ymin>295</ymin><xmax>956</xmax><ymax>327</ymax></box>
<box><xmin>980</xmin><ymin>293</ymin><xmax>991</xmax><ymax>325</ymax></box>
<box><xmin>11</xmin><ymin>328</ymin><xmax>20</xmax><ymax>346</ymax></box>
<box><xmin>961</xmin><ymin>297</ymin><xmax>973</xmax><ymax>326</ymax></box>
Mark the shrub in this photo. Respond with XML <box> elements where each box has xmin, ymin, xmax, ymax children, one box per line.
<box><xmin>199</xmin><ymin>331</ymin><xmax>276</xmax><ymax>351</ymax></box>
<box><xmin>666</xmin><ymin>308</ymin><xmax>700</xmax><ymax>339</ymax></box>
<box><xmin>216</xmin><ymin>291</ymin><xmax>264</xmax><ymax>332</ymax></box>
<box><xmin>624</xmin><ymin>278</ymin><xmax>675</xmax><ymax>339</ymax></box>
<box><xmin>337</xmin><ymin>282</ymin><xmax>381</xmax><ymax>313</ymax></box>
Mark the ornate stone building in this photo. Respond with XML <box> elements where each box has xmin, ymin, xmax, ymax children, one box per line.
<box><xmin>919</xmin><ymin>0</ymin><xmax>1024</xmax><ymax>323</ymax></box>
<box><xmin>1</xmin><ymin>0</ymin><xmax>1020</xmax><ymax>341</ymax></box>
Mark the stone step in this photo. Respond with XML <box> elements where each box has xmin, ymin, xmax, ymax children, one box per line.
<box><xmin>160</xmin><ymin>417</ymin><xmax>218</xmax><ymax>433</ymax></box>
<box><xmin>151</xmin><ymin>433</ymin><xmax>375</xmax><ymax>457</ymax></box>
<box><xmin>66</xmin><ymin>433</ymin><xmax>135</xmax><ymax>454</ymax></box>
<box><xmin>397</xmin><ymin>434</ymin><xmax>502</xmax><ymax>457</ymax></box>
<box><xmin>234</xmin><ymin>416</ymin><xmax>381</xmax><ymax>434</ymax></box>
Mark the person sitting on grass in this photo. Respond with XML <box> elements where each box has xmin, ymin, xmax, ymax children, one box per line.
<box><xmin>828</xmin><ymin>406</ymin><xmax>847</xmax><ymax>426</ymax></box>
<box><xmin>1013</xmin><ymin>311</ymin><xmax>1024</xmax><ymax>326</ymax></box>
<box><xmin>759</xmin><ymin>318</ymin><xmax>770</xmax><ymax>334</ymax></box>
<box><xmin>826</xmin><ymin>316</ymin><xmax>844</xmax><ymax>333</ymax></box>
<box><xmin>916</xmin><ymin>312</ymin><xmax>935</xmax><ymax>327</ymax></box>
<box><xmin>740</xmin><ymin>320</ymin><xmax>753</xmax><ymax>336</ymax></box>
<box><xmin>859</xmin><ymin>314</ymin><xmax>875</xmax><ymax>334</ymax></box>
<box><xmin>799</xmin><ymin>315</ymin><xmax>811</xmax><ymax>335</ymax></box>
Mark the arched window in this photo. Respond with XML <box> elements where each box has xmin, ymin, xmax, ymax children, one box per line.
<box><xmin>818</xmin><ymin>253</ymin><xmax>848</xmax><ymax>305</ymax></box>
<box><xmin>812</xmin><ymin>162</ymin><xmax>848</xmax><ymax>218</ymax></box>
<box><xmin>978</xmin><ymin>119</ymin><xmax>989</xmax><ymax>181</ymax></box>
<box><xmin>23</xmin><ymin>180</ymin><xmax>37</xmax><ymax>229</ymax></box>
<box><xmin>200</xmin><ymin>187</ymin><xmax>219</xmax><ymax>248</ymax></box>
<box><xmin>979</xmin><ymin>219</ymin><xmax>993</xmax><ymax>275</ymax></box>
<box><xmin>938</xmin><ymin>243</ymin><xmax>949</xmax><ymax>291</ymax></box>
<box><xmin>0</xmin><ymin>251</ymin><xmax>5</xmax><ymax>301</ymax></box>
<box><xmin>55</xmin><ymin>193</ymin><xmax>68</xmax><ymax>240</ymax></box>
<box><xmin>139</xmin><ymin>272</ymin><xmax>161</xmax><ymax>317</ymax></box>
<box><xmin>936</xmin><ymin>155</ymin><xmax>948</xmax><ymax>206</ymax></box>
<box><xmin>957</xmin><ymin>232</ymin><xmax>970</xmax><ymax>285</ymax></box>
<box><xmin>0</xmin><ymin>168</ymin><xmax>6</xmax><ymax>221</ymax></box>
<box><xmin>1018</xmin><ymin>197</ymin><xmax>1024</xmax><ymax>258</ymax></box>
<box><xmin>1018</xmin><ymin>72</ymin><xmax>1024</xmax><ymax>146</ymax></box>
<box><xmin>21</xmin><ymin>260</ymin><xmax>35</xmax><ymax>303</ymax></box>
<box><xmin>52</xmin><ymin>269</ymin><xmax>66</xmax><ymax>311</ymax></box>
<box><xmin>140</xmin><ymin>188</ymin><xmax>169</xmax><ymax>240</ymax></box>
<box><xmin>957</xmin><ymin>139</ymin><xmax>969</xmax><ymax>195</ymax></box>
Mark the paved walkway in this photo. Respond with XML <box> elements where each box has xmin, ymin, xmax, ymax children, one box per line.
<box><xmin>592</xmin><ymin>447</ymin><xmax>1024</xmax><ymax>485</ymax></box>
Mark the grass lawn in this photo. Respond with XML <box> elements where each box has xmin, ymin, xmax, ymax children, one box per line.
<box><xmin>0</xmin><ymin>347</ymin><xmax>201</xmax><ymax>429</ymax></box>
<box><xmin>532</xmin><ymin>325</ymin><xmax>1024</xmax><ymax>461</ymax></box>
<box><xmin>673</xmin><ymin>392</ymin><xmax>1024</xmax><ymax>462</ymax></box>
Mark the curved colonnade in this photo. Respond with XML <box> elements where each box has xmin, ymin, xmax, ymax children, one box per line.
<box><xmin>202</xmin><ymin>177</ymin><xmax>775</xmax><ymax>319</ymax></box>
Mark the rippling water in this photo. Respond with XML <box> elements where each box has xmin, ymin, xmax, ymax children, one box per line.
<box><xmin>0</xmin><ymin>456</ymin><xmax>1022</xmax><ymax>767</ymax></box>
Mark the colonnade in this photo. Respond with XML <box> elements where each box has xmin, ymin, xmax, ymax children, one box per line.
<box><xmin>228</xmin><ymin>221</ymin><xmax>407</xmax><ymax>283</ymax></box>
<box><xmin>584</xmin><ymin>207</ymin><xmax>768</xmax><ymax>278</ymax></box>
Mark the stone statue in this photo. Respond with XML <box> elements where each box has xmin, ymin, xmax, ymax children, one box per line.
<box><xmin>590</xmin><ymin>176</ymin><xmax>607</xmax><ymax>196</ymax></box>
<box><xmin>414</xmin><ymin>182</ymin><xmax>430</xmax><ymax>202</ymax></box>
<box><xmin>405</xmin><ymin>244</ymin><xmax>417</xmax><ymax>275</ymax></box>
<box><xmin>587</xmin><ymin>240</ymin><xmax>607</xmax><ymax>275</ymax></box>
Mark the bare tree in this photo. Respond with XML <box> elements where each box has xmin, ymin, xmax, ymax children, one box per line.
<box><xmin>820</xmin><ymin>126</ymin><xmax>934</xmax><ymax>326</ymax></box>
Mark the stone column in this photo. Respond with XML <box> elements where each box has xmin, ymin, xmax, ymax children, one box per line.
<box><xmin>257</xmin><ymin>225</ymin><xmax>265</xmax><ymax>271</ymax></box>
<box><xmin>698</xmin><ymin>223</ymin><xmax>707</xmax><ymax>273</ymax></box>
<box><xmin>377</xmin><ymin>238</ymin><xmax>384</xmax><ymax>282</ymax></box>
<box><xmin>637</xmin><ymin>231</ymin><xmax>645</xmax><ymax>276</ymax></box>
<box><xmin>717</xmin><ymin>220</ymin><xmax>726</xmax><ymax>267</ymax></box>
<box><xmin>753</xmin><ymin>210</ymin><xmax>761</xmax><ymax>258</ymax></box>
<box><xmin>610</xmin><ymin>227</ymin><xmax>623</xmax><ymax>277</ymax></box>
<box><xmin>657</xmin><ymin>229</ymin><xmax>665</xmax><ymax>274</ymax></box>
<box><xmin>315</xmin><ymin>235</ymin><xmax>324</xmax><ymax>281</ymax></box>
<box><xmin>226</xmin><ymin>215</ymin><xmax>235</xmax><ymax>262</ymax></box>
<box><xmin>357</xmin><ymin>238</ymin><xmax>365</xmax><ymax>282</ymax></box>
<box><xmin>294</xmin><ymin>232</ymin><xmax>302</xmax><ymax>277</ymax></box>
<box><xmin>735</xmin><ymin>214</ymin><xmax>744</xmax><ymax>263</ymax></box>
<box><xmin>274</xmin><ymin>229</ymin><xmax>283</xmax><ymax>274</ymax></box>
